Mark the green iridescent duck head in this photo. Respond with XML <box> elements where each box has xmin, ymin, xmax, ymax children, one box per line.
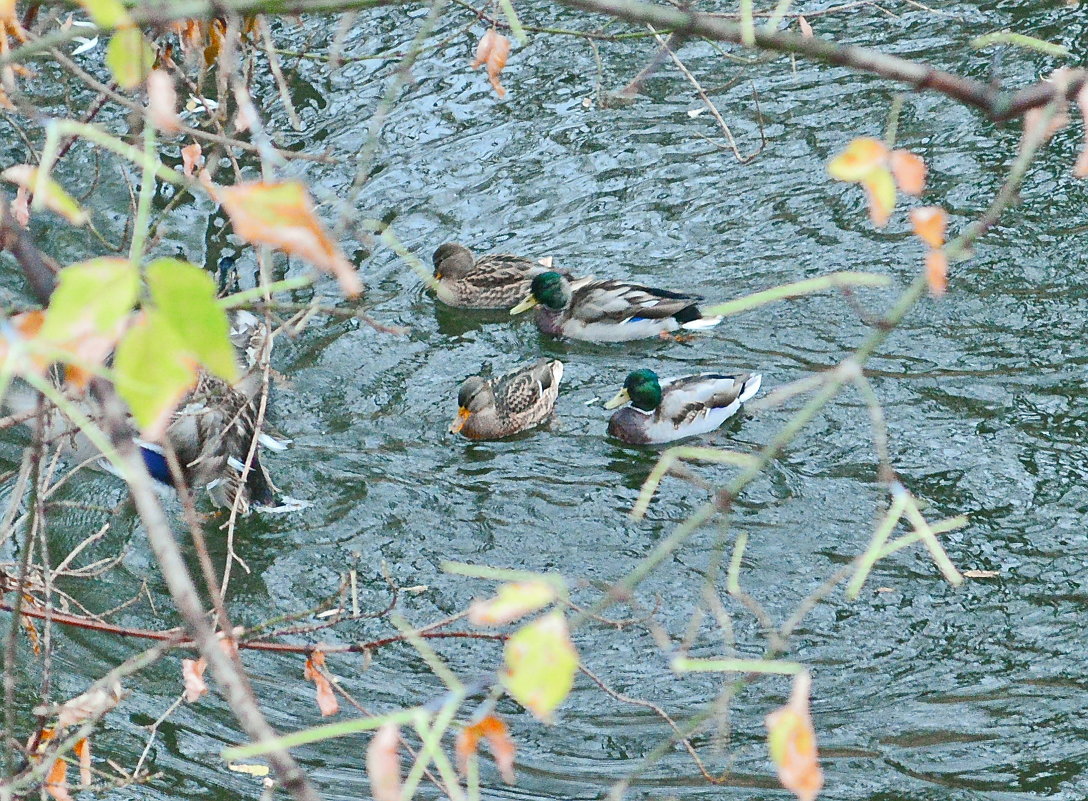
<box><xmin>510</xmin><ymin>271</ymin><xmax>569</xmax><ymax>315</ymax></box>
<box><xmin>604</xmin><ymin>369</ymin><xmax>662</xmax><ymax>411</ymax></box>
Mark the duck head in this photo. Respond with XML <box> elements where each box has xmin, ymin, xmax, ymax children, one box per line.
<box><xmin>432</xmin><ymin>243</ymin><xmax>474</xmax><ymax>281</ymax></box>
<box><xmin>450</xmin><ymin>375</ymin><xmax>490</xmax><ymax>434</ymax></box>
<box><xmin>510</xmin><ymin>271</ymin><xmax>569</xmax><ymax>315</ymax></box>
<box><xmin>604</xmin><ymin>369</ymin><xmax>662</xmax><ymax>411</ymax></box>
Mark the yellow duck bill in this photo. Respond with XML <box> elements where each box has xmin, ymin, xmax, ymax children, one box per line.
<box><xmin>603</xmin><ymin>388</ymin><xmax>631</xmax><ymax>410</ymax></box>
<box><xmin>449</xmin><ymin>407</ymin><xmax>471</xmax><ymax>434</ymax></box>
<box><xmin>509</xmin><ymin>295</ymin><xmax>538</xmax><ymax>315</ymax></box>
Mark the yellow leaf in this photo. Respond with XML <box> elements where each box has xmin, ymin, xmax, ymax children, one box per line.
<box><xmin>468</xmin><ymin>580</ymin><xmax>558</xmax><ymax>626</ymax></box>
<box><xmin>215</xmin><ymin>181</ymin><xmax>361</xmax><ymax>297</ymax></box>
<box><xmin>228</xmin><ymin>762</ymin><xmax>271</xmax><ymax>777</ymax></box>
<box><xmin>76</xmin><ymin>0</ymin><xmax>132</xmax><ymax>28</ymax></box>
<box><xmin>501</xmin><ymin>611</ymin><xmax>577</xmax><ymax>722</ymax></box>
<box><xmin>766</xmin><ymin>670</ymin><xmax>823</xmax><ymax>801</ymax></box>
<box><xmin>1</xmin><ymin>166</ymin><xmax>88</xmax><ymax>225</ymax></box>
<box><xmin>105</xmin><ymin>26</ymin><xmax>154</xmax><ymax>89</ymax></box>
<box><xmin>827</xmin><ymin>137</ymin><xmax>888</xmax><ymax>182</ymax></box>
<box><xmin>366</xmin><ymin>723</ymin><xmax>401</xmax><ymax>801</ymax></box>
<box><xmin>861</xmin><ymin>167</ymin><xmax>896</xmax><ymax>227</ymax></box>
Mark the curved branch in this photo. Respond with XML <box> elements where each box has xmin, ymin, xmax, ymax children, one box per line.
<box><xmin>556</xmin><ymin>0</ymin><xmax>1081</xmax><ymax>121</ymax></box>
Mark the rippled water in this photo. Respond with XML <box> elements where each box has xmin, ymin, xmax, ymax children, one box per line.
<box><xmin>4</xmin><ymin>1</ymin><xmax>1088</xmax><ymax>799</ymax></box>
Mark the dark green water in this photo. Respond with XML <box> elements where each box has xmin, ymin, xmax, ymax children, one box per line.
<box><xmin>4</xmin><ymin>1</ymin><xmax>1088</xmax><ymax>799</ymax></box>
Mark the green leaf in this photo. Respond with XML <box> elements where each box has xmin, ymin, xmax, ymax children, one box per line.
<box><xmin>501</xmin><ymin>612</ymin><xmax>577</xmax><ymax>722</ymax></box>
<box><xmin>114</xmin><ymin>310</ymin><xmax>198</xmax><ymax>438</ymax></box>
<box><xmin>0</xmin><ymin>166</ymin><xmax>88</xmax><ymax>225</ymax></box>
<box><xmin>76</xmin><ymin>0</ymin><xmax>132</xmax><ymax>28</ymax></box>
<box><xmin>106</xmin><ymin>26</ymin><xmax>154</xmax><ymax>89</ymax></box>
<box><xmin>146</xmin><ymin>258</ymin><xmax>237</xmax><ymax>382</ymax></box>
<box><xmin>496</xmin><ymin>0</ymin><xmax>527</xmax><ymax>44</ymax></box>
<box><xmin>40</xmin><ymin>257</ymin><xmax>138</xmax><ymax>345</ymax></box>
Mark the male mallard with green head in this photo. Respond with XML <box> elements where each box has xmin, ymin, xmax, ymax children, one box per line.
<box><xmin>432</xmin><ymin>243</ymin><xmax>560</xmax><ymax>310</ymax></box>
<box><xmin>603</xmin><ymin>369</ymin><xmax>761</xmax><ymax>444</ymax></box>
<box><xmin>510</xmin><ymin>271</ymin><xmax>722</xmax><ymax>342</ymax></box>
<box><xmin>450</xmin><ymin>359</ymin><xmax>564</xmax><ymax>440</ymax></box>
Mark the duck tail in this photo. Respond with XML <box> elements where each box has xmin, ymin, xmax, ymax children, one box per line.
<box><xmin>737</xmin><ymin>373</ymin><xmax>762</xmax><ymax>403</ymax></box>
<box><xmin>679</xmin><ymin>313</ymin><xmax>723</xmax><ymax>330</ymax></box>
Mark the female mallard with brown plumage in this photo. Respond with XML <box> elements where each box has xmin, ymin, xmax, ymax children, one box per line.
<box><xmin>510</xmin><ymin>271</ymin><xmax>722</xmax><ymax>342</ymax></box>
<box><xmin>431</xmin><ymin>242</ymin><xmax>562</xmax><ymax>310</ymax></box>
<box><xmin>450</xmin><ymin>359</ymin><xmax>564</xmax><ymax>440</ymax></box>
<box><xmin>603</xmin><ymin>369</ymin><xmax>761</xmax><ymax>444</ymax></box>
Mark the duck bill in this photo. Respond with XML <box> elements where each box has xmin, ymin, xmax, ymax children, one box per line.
<box><xmin>449</xmin><ymin>407</ymin><xmax>471</xmax><ymax>434</ymax></box>
<box><xmin>603</xmin><ymin>388</ymin><xmax>630</xmax><ymax>409</ymax></box>
<box><xmin>509</xmin><ymin>295</ymin><xmax>538</xmax><ymax>315</ymax></box>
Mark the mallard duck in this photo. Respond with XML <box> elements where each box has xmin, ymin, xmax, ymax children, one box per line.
<box><xmin>8</xmin><ymin>256</ymin><xmax>293</xmax><ymax>513</ymax></box>
<box><xmin>432</xmin><ymin>242</ymin><xmax>560</xmax><ymax>310</ymax></box>
<box><xmin>509</xmin><ymin>271</ymin><xmax>722</xmax><ymax>342</ymax></box>
<box><xmin>603</xmin><ymin>369</ymin><xmax>761</xmax><ymax>444</ymax></box>
<box><xmin>450</xmin><ymin>359</ymin><xmax>564</xmax><ymax>440</ymax></box>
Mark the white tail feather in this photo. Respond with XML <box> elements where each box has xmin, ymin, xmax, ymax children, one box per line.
<box><xmin>680</xmin><ymin>315</ymin><xmax>723</xmax><ymax>330</ymax></box>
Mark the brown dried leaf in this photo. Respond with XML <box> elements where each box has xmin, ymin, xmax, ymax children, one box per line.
<box><xmin>74</xmin><ymin>738</ymin><xmax>91</xmax><ymax>787</ymax></box>
<box><xmin>12</xmin><ymin>186</ymin><xmax>30</xmax><ymax>227</ymax></box>
<box><xmin>36</xmin><ymin>681</ymin><xmax>124</xmax><ymax>729</ymax></box>
<box><xmin>366</xmin><ymin>723</ymin><xmax>401</xmax><ymax>801</ymax></box>
<box><xmin>797</xmin><ymin>15</ymin><xmax>813</xmax><ymax>38</ymax></box>
<box><xmin>963</xmin><ymin>569</ymin><xmax>1000</xmax><ymax>579</ymax></box>
<box><xmin>215</xmin><ymin>181</ymin><xmax>361</xmax><ymax>297</ymax></box>
<box><xmin>182</xmin><ymin>657</ymin><xmax>208</xmax><ymax>702</ymax></box>
<box><xmin>180</xmin><ymin>143</ymin><xmax>203</xmax><ymax>177</ymax></box>
<box><xmin>147</xmin><ymin>69</ymin><xmax>180</xmax><ymax>133</ymax></box>
<box><xmin>303</xmin><ymin>650</ymin><xmax>339</xmax><ymax>717</ymax></box>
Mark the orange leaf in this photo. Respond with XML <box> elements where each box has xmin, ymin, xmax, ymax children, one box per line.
<box><xmin>860</xmin><ymin>168</ymin><xmax>896</xmax><ymax>228</ymax></box>
<box><xmin>74</xmin><ymin>738</ymin><xmax>91</xmax><ymax>787</ymax></box>
<box><xmin>472</xmin><ymin>29</ymin><xmax>510</xmax><ymax>99</ymax></box>
<box><xmin>182</xmin><ymin>657</ymin><xmax>208</xmax><ymax>702</ymax></box>
<box><xmin>797</xmin><ymin>15</ymin><xmax>812</xmax><ymax>38</ymax></box>
<box><xmin>366</xmin><ymin>723</ymin><xmax>401</xmax><ymax>801</ymax></box>
<box><xmin>44</xmin><ymin>752</ymin><xmax>72</xmax><ymax>801</ymax></box>
<box><xmin>180</xmin><ymin>143</ymin><xmax>203</xmax><ymax>177</ymax></box>
<box><xmin>215</xmin><ymin>181</ymin><xmax>361</xmax><ymax>297</ymax></box>
<box><xmin>924</xmin><ymin>250</ymin><xmax>948</xmax><ymax>297</ymax></box>
<box><xmin>909</xmin><ymin>206</ymin><xmax>947</xmax><ymax>248</ymax></box>
<box><xmin>766</xmin><ymin>671</ymin><xmax>823</xmax><ymax>801</ymax></box>
<box><xmin>457</xmin><ymin>714</ymin><xmax>516</xmax><ymax>783</ymax></box>
<box><xmin>303</xmin><ymin>651</ymin><xmax>339</xmax><ymax>717</ymax></box>
<box><xmin>889</xmin><ymin>149</ymin><xmax>926</xmax><ymax>195</ymax></box>
<box><xmin>20</xmin><ymin>612</ymin><xmax>41</xmax><ymax>655</ymax></box>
